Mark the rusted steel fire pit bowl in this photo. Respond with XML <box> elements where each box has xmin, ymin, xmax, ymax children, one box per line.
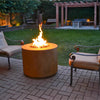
<box><xmin>22</xmin><ymin>43</ymin><xmax>58</xmax><ymax>78</ymax></box>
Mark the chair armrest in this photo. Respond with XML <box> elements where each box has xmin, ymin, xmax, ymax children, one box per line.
<box><xmin>5</xmin><ymin>36</ymin><xmax>24</xmax><ymax>45</ymax></box>
<box><xmin>69</xmin><ymin>53</ymin><xmax>76</xmax><ymax>66</ymax></box>
<box><xmin>71</xmin><ymin>52</ymin><xmax>100</xmax><ymax>56</ymax></box>
<box><xmin>69</xmin><ymin>52</ymin><xmax>100</xmax><ymax>65</ymax></box>
<box><xmin>69</xmin><ymin>53</ymin><xmax>76</xmax><ymax>60</ymax></box>
<box><xmin>74</xmin><ymin>45</ymin><xmax>100</xmax><ymax>52</ymax></box>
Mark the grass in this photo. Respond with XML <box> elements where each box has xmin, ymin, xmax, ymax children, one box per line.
<box><xmin>4</xmin><ymin>29</ymin><xmax>100</xmax><ymax>66</ymax></box>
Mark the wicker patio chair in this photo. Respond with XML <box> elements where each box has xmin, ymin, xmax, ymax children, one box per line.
<box><xmin>69</xmin><ymin>45</ymin><xmax>100</xmax><ymax>86</ymax></box>
<box><xmin>0</xmin><ymin>31</ymin><xmax>24</xmax><ymax>69</ymax></box>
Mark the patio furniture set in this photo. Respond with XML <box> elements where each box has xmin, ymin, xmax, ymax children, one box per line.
<box><xmin>72</xmin><ymin>19</ymin><xmax>94</xmax><ymax>28</ymax></box>
<box><xmin>0</xmin><ymin>31</ymin><xmax>100</xmax><ymax>86</ymax></box>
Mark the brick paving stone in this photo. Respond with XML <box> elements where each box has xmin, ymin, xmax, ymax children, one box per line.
<box><xmin>45</xmin><ymin>88</ymin><xmax>52</xmax><ymax>95</ymax></box>
<box><xmin>27</xmin><ymin>95</ymin><xmax>39</xmax><ymax>100</ymax></box>
<box><xmin>0</xmin><ymin>93</ymin><xmax>13</xmax><ymax>100</ymax></box>
<box><xmin>61</xmin><ymin>96</ymin><xmax>68</xmax><ymax>100</ymax></box>
<box><xmin>76</xmin><ymin>95</ymin><xmax>83</xmax><ymax>100</ymax></box>
<box><xmin>68</xmin><ymin>93</ymin><xmax>77</xmax><ymax>100</ymax></box>
<box><xmin>37</xmin><ymin>86</ymin><xmax>47</xmax><ymax>90</ymax></box>
<box><xmin>17</xmin><ymin>93</ymin><xmax>28</xmax><ymax>100</ymax></box>
<box><xmin>50</xmin><ymin>90</ymin><xmax>58</xmax><ymax>97</ymax></box>
<box><xmin>97</xmin><ymin>96</ymin><xmax>100</xmax><ymax>100</ymax></box>
<box><xmin>39</xmin><ymin>99</ymin><xmax>45</xmax><ymax>100</ymax></box>
<box><xmin>91</xmin><ymin>92</ymin><xmax>98</xmax><ymax>100</ymax></box>
<box><xmin>41</xmin><ymin>94</ymin><xmax>53</xmax><ymax>100</ymax></box>
<box><xmin>54</xmin><ymin>94</ymin><xmax>62</xmax><ymax>100</ymax></box>
<box><xmin>19</xmin><ymin>89</ymin><xmax>31</xmax><ymax>94</ymax></box>
<box><xmin>74</xmin><ymin>85</ymin><xmax>81</xmax><ymax>91</ymax></box>
<box><xmin>36</xmin><ymin>90</ymin><xmax>45</xmax><ymax>97</ymax></box>
<box><xmin>57</xmin><ymin>82</ymin><xmax>65</xmax><ymax>89</ymax></box>
<box><xmin>7</xmin><ymin>89</ymin><xmax>17</xmax><ymax>94</ymax></box>
<box><xmin>11</xmin><ymin>93</ymin><xmax>22</xmax><ymax>99</ymax></box>
<box><xmin>66</xmin><ymin>86</ymin><xmax>73</xmax><ymax>93</ymax></box>
<box><xmin>88</xmin><ymin>82</ymin><xmax>94</xmax><ymax>88</ymax></box>
<box><xmin>23</xmin><ymin>84</ymin><xmax>32</xmax><ymax>90</ymax></box>
<box><xmin>0</xmin><ymin>87</ymin><xmax>7</xmax><ymax>94</ymax></box>
<box><xmin>23</xmin><ymin>99</ymin><xmax>31</xmax><ymax>100</ymax></box>
<box><xmin>72</xmin><ymin>90</ymin><xmax>84</xmax><ymax>96</ymax></box>
<box><xmin>83</xmin><ymin>96</ymin><xmax>97</xmax><ymax>100</ymax></box>
<box><xmin>30</xmin><ymin>89</ymin><xmax>39</xmax><ymax>95</ymax></box>
<box><xmin>44</xmin><ymin>82</ymin><xmax>52</xmax><ymax>88</ymax></box>
<box><xmin>59</xmin><ymin>91</ymin><xmax>70</xmax><ymax>96</ymax></box>
<box><xmin>0</xmin><ymin>57</ymin><xmax>100</xmax><ymax>100</ymax></box>
<box><xmin>28</xmin><ymin>86</ymin><xmax>36</xmax><ymax>92</ymax></box>
<box><xmin>61</xmin><ymin>86</ymin><xmax>67</xmax><ymax>91</ymax></box>
<box><xmin>52</xmin><ymin>81</ymin><xmax>58</xmax><ymax>86</ymax></box>
<box><xmin>79</xmin><ymin>86</ymin><xmax>86</xmax><ymax>93</ymax></box>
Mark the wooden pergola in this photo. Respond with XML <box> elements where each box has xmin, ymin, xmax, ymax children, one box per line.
<box><xmin>54</xmin><ymin>1</ymin><xmax>100</xmax><ymax>28</ymax></box>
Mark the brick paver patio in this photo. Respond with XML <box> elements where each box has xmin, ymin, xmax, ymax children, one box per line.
<box><xmin>0</xmin><ymin>57</ymin><xmax>100</xmax><ymax>100</ymax></box>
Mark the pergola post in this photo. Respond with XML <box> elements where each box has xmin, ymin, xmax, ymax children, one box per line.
<box><xmin>94</xmin><ymin>2</ymin><xmax>97</xmax><ymax>28</ymax></box>
<box><xmin>65</xmin><ymin>5</ymin><xmax>68</xmax><ymax>25</ymax></box>
<box><xmin>99</xmin><ymin>6</ymin><xmax>100</xmax><ymax>30</ymax></box>
<box><xmin>61</xmin><ymin>4</ymin><xmax>64</xmax><ymax>26</ymax></box>
<box><xmin>56</xmin><ymin>3</ymin><xmax>59</xmax><ymax>27</ymax></box>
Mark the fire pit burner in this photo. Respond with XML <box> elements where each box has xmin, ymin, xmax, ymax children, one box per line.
<box><xmin>22</xmin><ymin>43</ymin><xmax>58</xmax><ymax>78</ymax></box>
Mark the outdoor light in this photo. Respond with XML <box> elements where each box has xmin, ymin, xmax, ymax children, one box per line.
<box><xmin>87</xmin><ymin>19</ymin><xmax>90</xmax><ymax>22</ymax></box>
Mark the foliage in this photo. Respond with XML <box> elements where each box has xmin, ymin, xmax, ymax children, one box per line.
<box><xmin>38</xmin><ymin>1</ymin><xmax>56</xmax><ymax>20</ymax></box>
<box><xmin>0</xmin><ymin>0</ymin><xmax>40</xmax><ymax>15</ymax></box>
<box><xmin>56</xmin><ymin>0</ymin><xmax>98</xmax><ymax>2</ymax></box>
<box><xmin>5</xmin><ymin>29</ymin><xmax>100</xmax><ymax>65</ymax></box>
<box><xmin>0</xmin><ymin>0</ymin><xmax>40</xmax><ymax>26</ymax></box>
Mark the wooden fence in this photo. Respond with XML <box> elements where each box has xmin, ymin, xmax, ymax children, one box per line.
<box><xmin>0</xmin><ymin>24</ymin><xmax>56</xmax><ymax>32</ymax></box>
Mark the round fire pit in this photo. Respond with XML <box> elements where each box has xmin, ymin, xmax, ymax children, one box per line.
<box><xmin>22</xmin><ymin>43</ymin><xmax>58</xmax><ymax>78</ymax></box>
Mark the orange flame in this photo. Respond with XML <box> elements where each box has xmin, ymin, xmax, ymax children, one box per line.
<box><xmin>32</xmin><ymin>23</ymin><xmax>48</xmax><ymax>48</ymax></box>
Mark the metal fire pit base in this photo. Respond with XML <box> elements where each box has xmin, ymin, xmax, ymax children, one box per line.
<box><xmin>22</xmin><ymin>43</ymin><xmax>58</xmax><ymax>78</ymax></box>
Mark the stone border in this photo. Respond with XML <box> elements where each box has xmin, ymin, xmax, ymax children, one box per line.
<box><xmin>0</xmin><ymin>24</ymin><xmax>56</xmax><ymax>32</ymax></box>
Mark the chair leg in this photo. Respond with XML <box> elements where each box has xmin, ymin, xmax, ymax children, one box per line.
<box><xmin>99</xmin><ymin>69</ymin><xmax>100</xmax><ymax>84</ymax></box>
<box><xmin>70</xmin><ymin>64</ymin><xmax>73</xmax><ymax>86</ymax></box>
<box><xmin>8</xmin><ymin>56</ymin><xmax>11</xmax><ymax>70</ymax></box>
<box><xmin>74</xmin><ymin>68</ymin><xmax>77</xmax><ymax>72</ymax></box>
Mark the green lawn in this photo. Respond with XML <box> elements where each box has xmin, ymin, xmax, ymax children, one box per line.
<box><xmin>5</xmin><ymin>29</ymin><xmax>100</xmax><ymax>66</ymax></box>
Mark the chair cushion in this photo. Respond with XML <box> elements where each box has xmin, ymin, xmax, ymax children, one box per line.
<box><xmin>0</xmin><ymin>31</ymin><xmax>8</xmax><ymax>49</ymax></box>
<box><xmin>70</xmin><ymin>52</ymin><xmax>100</xmax><ymax>71</ymax></box>
<box><xmin>98</xmin><ymin>49</ymin><xmax>100</xmax><ymax>64</ymax></box>
<box><xmin>0</xmin><ymin>45</ymin><xmax>22</xmax><ymax>56</ymax></box>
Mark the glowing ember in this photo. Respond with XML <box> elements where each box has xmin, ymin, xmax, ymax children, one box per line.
<box><xmin>32</xmin><ymin>23</ymin><xmax>48</xmax><ymax>48</ymax></box>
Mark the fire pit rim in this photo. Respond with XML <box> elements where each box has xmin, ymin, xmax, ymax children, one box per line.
<box><xmin>22</xmin><ymin>43</ymin><xmax>58</xmax><ymax>51</ymax></box>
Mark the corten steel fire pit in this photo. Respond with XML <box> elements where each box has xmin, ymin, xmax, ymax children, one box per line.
<box><xmin>22</xmin><ymin>43</ymin><xmax>58</xmax><ymax>78</ymax></box>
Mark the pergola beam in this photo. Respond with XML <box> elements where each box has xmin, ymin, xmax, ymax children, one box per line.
<box><xmin>57</xmin><ymin>2</ymin><xmax>100</xmax><ymax>8</ymax></box>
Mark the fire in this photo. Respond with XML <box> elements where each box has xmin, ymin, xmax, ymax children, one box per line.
<box><xmin>32</xmin><ymin>23</ymin><xmax>48</xmax><ymax>48</ymax></box>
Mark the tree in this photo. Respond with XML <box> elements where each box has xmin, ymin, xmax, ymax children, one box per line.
<box><xmin>38</xmin><ymin>1</ymin><xmax>56</xmax><ymax>20</ymax></box>
<box><xmin>0</xmin><ymin>0</ymin><xmax>40</xmax><ymax>25</ymax></box>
